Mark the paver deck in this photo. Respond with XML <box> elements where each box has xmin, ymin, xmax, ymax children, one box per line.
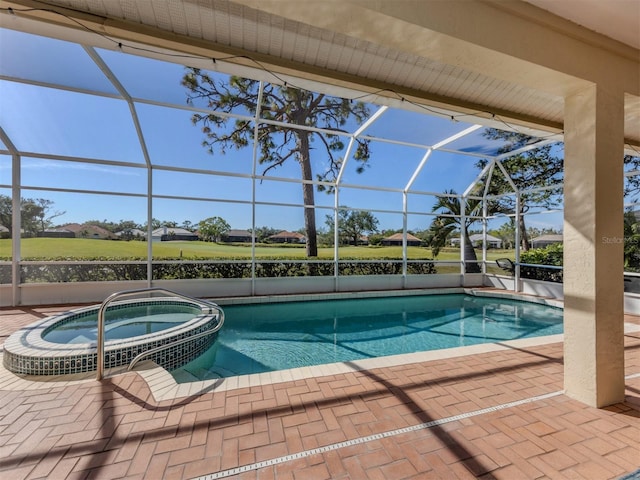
<box><xmin>0</xmin><ymin>303</ymin><xmax>639</xmax><ymax>479</ymax></box>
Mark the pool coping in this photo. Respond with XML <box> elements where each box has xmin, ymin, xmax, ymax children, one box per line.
<box><xmin>0</xmin><ymin>288</ymin><xmax>631</xmax><ymax>402</ymax></box>
<box><xmin>210</xmin><ymin>287</ymin><xmax>564</xmax><ymax>309</ymax></box>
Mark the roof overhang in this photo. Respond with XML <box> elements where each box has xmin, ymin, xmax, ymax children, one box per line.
<box><xmin>1</xmin><ymin>0</ymin><xmax>638</xmax><ymax>151</ymax></box>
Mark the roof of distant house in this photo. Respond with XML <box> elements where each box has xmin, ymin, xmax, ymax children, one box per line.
<box><xmin>383</xmin><ymin>232</ymin><xmax>421</xmax><ymax>242</ymax></box>
<box><xmin>471</xmin><ymin>233</ymin><xmax>501</xmax><ymax>242</ymax></box>
<box><xmin>269</xmin><ymin>231</ymin><xmax>305</xmax><ymax>239</ymax></box>
<box><xmin>531</xmin><ymin>234</ymin><xmax>563</xmax><ymax>242</ymax></box>
<box><xmin>226</xmin><ymin>229</ymin><xmax>254</xmax><ymax>237</ymax></box>
<box><xmin>60</xmin><ymin>223</ymin><xmax>114</xmax><ymax>237</ymax></box>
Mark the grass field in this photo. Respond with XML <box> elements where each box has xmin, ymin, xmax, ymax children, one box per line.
<box><xmin>0</xmin><ymin>238</ymin><xmax>515</xmax><ymax>262</ymax></box>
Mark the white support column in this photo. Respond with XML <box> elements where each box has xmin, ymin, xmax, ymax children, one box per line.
<box><xmin>1</xmin><ymin>125</ymin><xmax>21</xmax><ymax>306</ymax></box>
<box><xmin>251</xmin><ymin>82</ymin><xmax>265</xmax><ymax>296</ymax></box>
<box><xmin>563</xmin><ymin>83</ymin><xmax>625</xmax><ymax>408</ymax></box>
<box><xmin>146</xmin><ymin>167</ymin><xmax>153</xmax><ymax>287</ymax></box>
<box><xmin>460</xmin><ymin>196</ymin><xmax>466</xmax><ymax>276</ymax></box>
<box><xmin>11</xmin><ymin>152</ymin><xmax>20</xmax><ymax>306</ymax></box>
<box><xmin>481</xmin><ymin>200</ymin><xmax>487</xmax><ymax>274</ymax></box>
<box><xmin>334</xmin><ymin>189</ymin><xmax>340</xmax><ymax>289</ymax></box>
<box><xmin>515</xmin><ymin>194</ymin><xmax>521</xmax><ymax>293</ymax></box>
<box><xmin>402</xmin><ymin>191</ymin><xmax>408</xmax><ymax>285</ymax></box>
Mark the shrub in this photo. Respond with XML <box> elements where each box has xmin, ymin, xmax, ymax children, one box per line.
<box><xmin>520</xmin><ymin>244</ymin><xmax>563</xmax><ymax>283</ymax></box>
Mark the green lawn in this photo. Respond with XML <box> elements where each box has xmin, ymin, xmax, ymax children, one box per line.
<box><xmin>0</xmin><ymin>238</ymin><xmax>515</xmax><ymax>262</ymax></box>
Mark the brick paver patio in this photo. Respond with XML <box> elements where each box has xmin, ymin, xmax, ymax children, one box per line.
<box><xmin>0</xmin><ymin>304</ymin><xmax>639</xmax><ymax>479</ymax></box>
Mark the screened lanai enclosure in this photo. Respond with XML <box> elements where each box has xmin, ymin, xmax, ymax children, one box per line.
<box><xmin>0</xmin><ymin>27</ymin><xmax>554</xmax><ymax>305</ymax></box>
<box><xmin>1</xmin><ymin>0</ymin><xmax>639</xmax><ymax>411</ymax></box>
<box><xmin>0</xmin><ymin>23</ymin><xmax>638</xmax><ymax>308</ymax></box>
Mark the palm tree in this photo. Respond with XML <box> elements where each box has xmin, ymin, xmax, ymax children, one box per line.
<box><xmin>429</xmin><ymin>190</ymin><xmax>482</xmax><ymax>273</ymax></box>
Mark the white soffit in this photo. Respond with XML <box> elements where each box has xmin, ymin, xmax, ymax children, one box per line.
<box><xmin>525</xmin><ymin>0</ymin><xmax>640</xmax><ymax>50</ymax></box>
<box><xmin>2</xmin><ymin>0</ymin><xmax>566</xmax><ymax>130</ymax></box>
<box><xmin>2</xmin><ymin>0</ymin><xmax>639</xmax><ymax>146</ymax></box>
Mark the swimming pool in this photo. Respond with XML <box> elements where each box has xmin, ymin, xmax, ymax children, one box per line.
<box><xmin>172</xmin><ymin>293</ymin><xmax>563</xmax><ymax>382</ymax></box>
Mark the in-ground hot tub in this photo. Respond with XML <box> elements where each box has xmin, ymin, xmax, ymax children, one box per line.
<box><xmin>3</xmin><ymin>296</ymin><xmax>223</xmax><ymax>376</ymax></box>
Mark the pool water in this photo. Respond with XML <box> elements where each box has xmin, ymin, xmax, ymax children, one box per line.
<box><xmin>172</xmin><ymin>294</ymin><xmax>563</xmax><ymax>382</ymax></box>
<box><xmin>42</xmin><ymin>304</ymin><xmax>196</xmax><ymax>344</ymax></box>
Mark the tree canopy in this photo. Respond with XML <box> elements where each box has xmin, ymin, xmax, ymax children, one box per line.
<box><xmin>0</xmin><ymin>195</ymin><xmax>65</xmax><ymax>237</ymax></box>
<box><xmin>182</xmin><ymin>70</ymin><xmax>372</xmax><ymax>257</ymax></box>
<box><xmin>478</xmin><ymin>129</ymin><xmax>640</xmax><ymax>250</ymax></box>
<box><xmin>623</xmin><ymin>155</ymin><xmax>640</xmax><ymax>203</ymax></box>
<box><xmin>325</xmin><ymin>208</ymin><xmax>379</xmax><ymax>246</ymax></box>
<box><xmin>198</xmin><ymin>216</ymin><xmax>231</xmax><ymax>242</ymax></box>
<box><xmin>476</xmin><ymin>129</ymin><xmax>563</xmax><ymax>250</ymax></box>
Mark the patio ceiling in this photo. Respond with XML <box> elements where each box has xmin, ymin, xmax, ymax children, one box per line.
<box><xmin>1</xmin><ymin>0</ymin><xmax>638</xmax><ymax>153</ymax></box>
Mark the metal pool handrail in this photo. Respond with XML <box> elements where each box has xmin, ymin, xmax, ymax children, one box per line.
<box><xmin>96</xmin><ymin>287</ymin><xmax>224</xmax><ymax>380</ymax></box>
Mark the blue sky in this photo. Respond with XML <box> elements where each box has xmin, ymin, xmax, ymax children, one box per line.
<box><xmin>0</xmin><ymin>28</ymin><xmax>565</xmax><ymax>233</ymax></box>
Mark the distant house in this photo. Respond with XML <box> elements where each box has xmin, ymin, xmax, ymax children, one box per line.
<box><xmin>37</xmin><ymin>228</ymin><xmax>75</xmax><ymax>239</ymax></box>
<box><xmin>381</xmin><ymin>233</ymin><xmax>422</xmax><ymax>246</ymax></box>
<box><xmin>531</xmin><ymin>234</ymin><xmax>563</xmax><ymax>248</ymax></box>
<box><xmin>268</xmin><ymin>231</ymin><xmax>306</xmax><ymax>244</ymax></box>
<box><xmin>451</xmin><ymin>233</ymin><xmax>502</xmax><ymax>248</ymax></box>
<box><xmin>57</xmin><ymin>223</ymin><xmax>116</xmax><ymax>239</ymax></box>
<box><xmin>151</xmin><ymin>226</ymin><xmax>198</xmax><ymax>242</ymax></box>
<box><xmin>223</xmin><ymin>229</ymin><xmax>255</xmax><ymax>243</ymax></box>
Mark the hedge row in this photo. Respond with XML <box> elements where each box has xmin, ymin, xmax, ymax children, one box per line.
<box><xmin>2</xmin><ymin>259</ymin><xmax>437</xmax><ymax>283</ymax></box>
